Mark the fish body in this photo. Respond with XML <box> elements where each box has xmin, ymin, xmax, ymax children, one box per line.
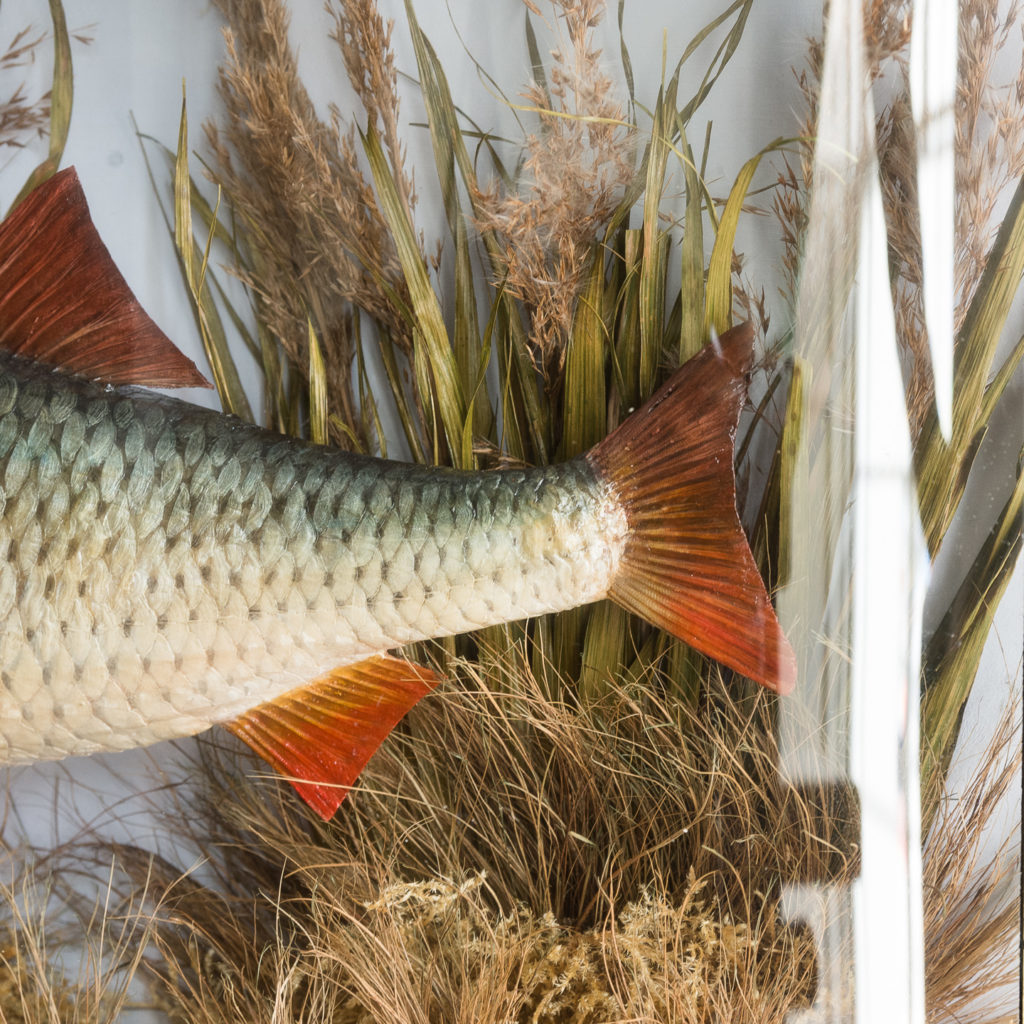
<box><xmin>0</xmin><ymin>169</ymin><xmax>796</xmax><ymax>818</ymax></box>
<box><xmin>0</xmin><ymin>349</ymin><xmax>623</xmax><ymax>760</ymax></box>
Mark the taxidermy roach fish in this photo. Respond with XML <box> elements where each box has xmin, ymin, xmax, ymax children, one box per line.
<box><xmin>0</xmin><ymin>168</ymin><xmax>796</xmax><ymax>818</ymax></box>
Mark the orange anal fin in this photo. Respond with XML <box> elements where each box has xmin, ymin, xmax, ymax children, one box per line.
<box><xmin>225</xmin><ymin>655</ymin><xmax>440</xmax><ymax>820</ymax></box>
<box><xmin>591</xmin><ymin>323</ymin><xmax>798</xmax><ymax>694</ymax></box>
<box><xmin>0</xmin><ymin>167</ymin><xmax>210</xmax><ymax>388</ymax></box>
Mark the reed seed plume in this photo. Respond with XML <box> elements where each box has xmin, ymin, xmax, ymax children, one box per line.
<box><xmin>954</xmin><ymin>0</ymin><xmax>1024</xmax><ymax>315</ymax></box>
<box><xmin>206</xmin><ymin>0</ymin><xmax>420</xmax><ymax>448</ymax></box>
<box><xmin>328</xmin><ymin>0</ymin><xmax>417</xmax><ymax>221</ymax></box>
<box><xmin>473</xmin><ymin>0</ymin><xmax>633</xmax><ymax>380</ymax></box>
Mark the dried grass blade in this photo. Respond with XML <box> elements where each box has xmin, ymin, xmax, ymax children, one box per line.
<box><xmin>172</xmin><ymin>98</ymin><xmax>252</xmax><ymax>421</ymax></box>
<box><xmin>678</xmin><ymin>123</ymin><xmax>705</xmax><ymax>361</ymax></box>
<box><xmin>8</xmin><ymin>0</ymin><xmax>71</xmax><ymax>213</ymax></box>
<box><xmin>613</xmin><ymin>229</ymin><xmax>642</xmax><ymax>411</ymax></box>
<box><xmin>374</xmin><ymin>325</ymin><xmax>425</xmax><ymax>462</ymax></box>
<box><xmin>459</xmin><ymin>278</ymin><xmax>499</xmax><ymax>465</ymax></box>
<box><xmin>639</xmin><ymin>82</ymin><xmax>677</xmax><ymax>396</ymax></box>
<box><xmin>209</xmin><ymin>270</ymin><xmax>259</xmax><ymax>363</ymax></box>
<box><xmin>777</xmin><ymin>357</ymin><xmax>809</xmax><ymax>591</ymax></box>
<box><xmin>403</xmin><ymin>2</ymin><xmax>544</xmax><ymax>460</ymax></box>
<box><xmin>666</xmin><ymin>637</ymin><xmax>706</xmax><ymax>706</ymax></box>
<box><xmin>977</xmin><ymin>332</ymin><xmax>1024</xmax><ymax>433</ymax></box>
<box><xmin>676</xmin><ymin>0</ymin><xmax>754</xmax><ymax>125</ymax></box>
<box><xmin>524</xmin><ymin>10</ymin><xmax>551</xmax><ymax>113</ymax></box>
<box><xmin>454</xmin><ymin>211</ymin><xmax>488</xmax><ymax>447</ymax></box>
<box><xmin>402</xmin><ymin>1</ymin><xmax>494</xmax><ymax>260</ymax></box>
<box><xmin>353</xmin><ymin>321</ymin><xmax>392</xmax><ymax>460</ymax></box>
<box><xmin>616</xmin><ymin>0</ymin><xmax>636</xmax><ymax>114</ymax></box>
<box><xmin>704</xmin><ymin>139</ymin><xmax>791</xmax><ymax>335</ymax></box>
<box><xmin>307</xmin><ymin>318</ymin><xmax>328</xmax><ymax>446</ymax></box>
<box><xmin>954</xmin><ymin>174</ymin><xmax>1024</xmax><ymax>420</ymax></box>
<box><xmin>362</xmin><ymin>125</ymin><xmax>467</xmax><ymax>466</ymax></box>
<box><xmin>257</xmin><ymin>320</ymin><xmax>285</xmax><ymax>433</ymax></box>
<box><xmin>560</xmin><ymin>250</ymin><xmax>607</xmax><ymax>458</ymax></box>
<box><xmin>579</xmin><ymin>601</ymin><xmax>628</xmax><ymax>701</ymax></box>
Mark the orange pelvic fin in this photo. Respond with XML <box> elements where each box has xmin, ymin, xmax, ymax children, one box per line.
<box><xmin>0</xmin><ymin>166</ymin><xmax>209</xmax><ymax>388</ymax></box>
<box><xmin>590</xmin><ymin>323</ymin><xmax>797</xmax><ymax>694</ymax></box>
<box><xmin>225</xmin><ymin>655</ymin><xmax>440</xmax><ymax>820</ymax></box>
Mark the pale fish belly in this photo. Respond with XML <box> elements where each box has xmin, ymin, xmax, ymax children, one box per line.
<box><xmin>0</xmin><ymin>354</ymin><xmax>627</xmax><ymax>762</ymax></box>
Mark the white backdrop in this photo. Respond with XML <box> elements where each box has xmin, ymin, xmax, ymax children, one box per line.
<box><xmin>0</xmin><ymin>0</ymin><xmax>1019</xmax><ymax>1005</ymax></box>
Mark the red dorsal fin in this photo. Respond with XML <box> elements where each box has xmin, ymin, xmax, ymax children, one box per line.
<box><xmin>590</xmin><ymin>323</ymin><xmax>798</xmax><ymax>694</ymax></box>
<box><xmin>0</xmin><ymin>166</ymin><xmax>209</xmax><ymax>388</ymax></box>
<box><xmin>225</xmin><ymin>655</ymin><xmax>440</xmax><ymax>820</ymax></box>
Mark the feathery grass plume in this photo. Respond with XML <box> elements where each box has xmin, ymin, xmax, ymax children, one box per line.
<box><xmin>329</xmin><ymin>0</ymin><xmax>417</xmax><ymax>221</ymax></box>
<box><xmin>473</xmin><ymin>0</ymin><xmax>634</xmax><ymax>381</ymax></box>
<box><xmin>204</xmin><ymin>0</ymin><xmax>421</xmax><ymax>450</ymax></box>
<box><xmin>111</xmin><ymin>655</ymin><xmax>840</xmax><ymax>1022</ymax></box>
<box><xmin>0</xmin><ymin>27</ymin><xmax>51</xmax><ymax>151</ymax></box>
<box><xmin>954</xmin><ymin>0</ymin><xmax>1024</xmax><ymax>319</ymax></box>
<box><xmin>923</xmin><ymin>693</ymin><xmax>1022</xmax><ymax>1024</ymax></box>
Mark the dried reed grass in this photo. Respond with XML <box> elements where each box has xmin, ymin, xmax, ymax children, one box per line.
<box><xmin>3</xmin><ymin>688</ymin><xmax>1015</xmax><ymax>1022</ymax></box>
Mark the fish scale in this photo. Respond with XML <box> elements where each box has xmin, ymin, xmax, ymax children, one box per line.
<box><xmin>0</xmin><ymin>350</ymin><xmax>626</xmax><ymax>762</ymax></box>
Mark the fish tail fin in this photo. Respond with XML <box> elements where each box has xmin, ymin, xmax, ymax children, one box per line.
<box><xmin>589</xmin><ymin>323</ymin><xmax>797</xmax><ymax>694</ymax></box>
<box><xmin>0</xmin><ymin>166</ymin><xmax>208</xmax><ymax>387</ymax></box>
<box><xmin>226</xmin><ymin>655</ymin><xmax>440</xmax><ymax>820</ymax></box>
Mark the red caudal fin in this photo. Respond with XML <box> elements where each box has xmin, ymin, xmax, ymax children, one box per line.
<box><xmin>225</xmin><ymin>655</ymin><xmax>440</xmax><ymax>820</ymax></box>
<box><xmin>589</xmin><ymin>323</ymin><xmax>797</xmax><ymax>694</ymax></box>
<box><xmin>0</xmin><ymin>167</ymin><xmax>209</xmax><ymax>387</ymax></box>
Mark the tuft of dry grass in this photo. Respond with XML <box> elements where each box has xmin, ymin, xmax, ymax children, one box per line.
<box><xmin>108</xmin><ymin>655</ymin><xmax>838</xmax><ymax>1023</ymax></box>
<box><xmin>923</xmin><ymin>692</ymin><xmax>1022</xmax><ymax>1024</ymax></box>
<box><xmin>0</xmin><ymin>849</ymin><xmax>155</xmax><ymax>1024</ymax></box>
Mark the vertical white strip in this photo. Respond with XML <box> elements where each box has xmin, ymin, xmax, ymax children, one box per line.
<box><xmin>910</xmin><ymin>0</ymin><xmax>957</xmax><ymax>439</ymax></box>
<box><xmin>851</xmin><ymin>175</ymin><xmax>928</xmax><ymax>1024</ymax></box>
<box><xmin>778</xmin><ymin>1</ymin><xmax>864</xmax><ymax>1016</ymax></box>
